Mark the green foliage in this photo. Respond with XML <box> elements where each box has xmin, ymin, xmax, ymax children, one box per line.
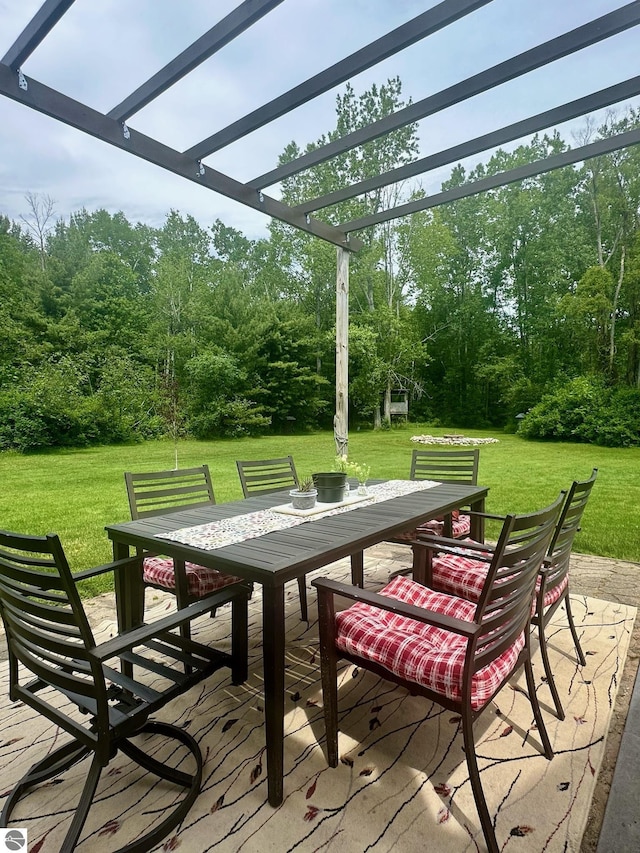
<box><xmin>0</xmin><ymin>354</ymin><xmax>163</xmax><ymax>451</ymax></box>
<box><xmin>184</xmin><ymin>348</ymin><xmax>271</xmax><ymax>439</ymax></box>
<box><xmin>2</xmin><ymin>101</ymin><xmax>640</xmax><ymax>448</ymax></box>
<box><xmin>519</xmin><ymin>376</ymin><xmax>640</xmax><ymax>447</ymax></box>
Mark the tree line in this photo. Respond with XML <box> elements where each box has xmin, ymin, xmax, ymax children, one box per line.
<box><xmin>1</xmin><ymin>79</ymin><xmax>639</xmax><ymax>451</ymax></box>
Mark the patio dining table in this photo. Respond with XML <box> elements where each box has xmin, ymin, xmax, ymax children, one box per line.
<box><xmin>105</xmin><ymin>479</ymin><xmax>488</xmax><ymax>807</ymax></box>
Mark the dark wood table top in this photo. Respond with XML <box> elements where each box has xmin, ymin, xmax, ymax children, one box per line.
<box><xmin>106</xmin><ymin>481</ymin><xmax>489</xmax><ymax>588</ymax></box>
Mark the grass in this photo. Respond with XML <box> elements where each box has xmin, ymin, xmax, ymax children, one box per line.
<box><xmin>1</xmin><ymin>424</ymin><xmax>638</xmax><ymax>597</ymax></box>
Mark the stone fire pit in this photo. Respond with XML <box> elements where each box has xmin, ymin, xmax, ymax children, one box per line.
<box><xmin>411</xmin><ymin>434</ymin><xmax>499</xmax><ymax>446</ymax></box>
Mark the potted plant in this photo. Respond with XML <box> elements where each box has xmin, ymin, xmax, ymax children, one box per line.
<box><xmin>334</xmin><ymin>456</ymin><xmax>370</xmax><ymax>497</ymax></box>
<box><xmin>352</xmin><ymin>462</ymin><xmax>371</xmax><ymax>495</ymax></box>
<box><xmin>313</xmin><ymin>470</ymin><xmax>347</xmax><ymax>503</ymax></box>
<box><xmin>289</xmin><ymin>477</ymin><xmax>318</xmax><ymax>510</ymax></box>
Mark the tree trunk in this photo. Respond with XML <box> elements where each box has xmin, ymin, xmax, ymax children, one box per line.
<box><xmin>609</xmin><ymin>245</ymin><xmax>625</xmax><ymax>377</ymax></box>
<box><xmin>383</xmin><ymin>383</ymin><xmax>392</xmax><ymax>425</ymax></box>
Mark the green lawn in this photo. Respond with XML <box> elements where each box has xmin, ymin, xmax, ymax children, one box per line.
<box><xmin>1</xmin><ymin>425</ymin><xmax>638</xmax><ymax>597</ymax></box>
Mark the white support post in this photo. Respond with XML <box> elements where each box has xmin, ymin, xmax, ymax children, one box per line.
<box><xmin>334</xmin><ymin>246</ymin><xmax>349</xmax><ymax>457</ymax></box>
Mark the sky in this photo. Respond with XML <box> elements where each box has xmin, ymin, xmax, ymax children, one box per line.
<box><xmin>1</xmin><ymin>0</ymin><xmax>639</xmax><ymax>241</ymax></box>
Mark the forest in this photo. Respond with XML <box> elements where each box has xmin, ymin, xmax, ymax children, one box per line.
<box><xmin>1</xmin><ymin>78</ymin><xmax>640</xmax><ymax>452</ymax></box>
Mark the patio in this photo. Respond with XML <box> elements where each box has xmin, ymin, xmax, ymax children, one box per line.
<box><xmin>1</xmin><ymin>542</ymin><xmax>637</xmax><ymax>852</ymax></box>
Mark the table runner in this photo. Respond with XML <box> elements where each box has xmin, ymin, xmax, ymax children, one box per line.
<box><xmin>157</xmin><ymin>479</ymin><xmax>438</xmax><ymax>551</ymax></box>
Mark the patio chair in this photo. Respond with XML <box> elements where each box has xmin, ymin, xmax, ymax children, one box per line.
<box><xmin>312</xmin><ymin>493</ymin><xmax>563</xmax><ymax>853</ymax></box>
<box><xmin>236</xmin><ymin>455</ymin><xmax>300</xmax><ymax>497</ymax></box>
<box><xmin>381</xmin><ymin>448</ymin><xmax>480</xmax><ymax>583</ymax></box>
<box><xmin>125</xmin><ymin>465</ymin><xmax>251</xmax><ymax>640</ymax></box>
<box><xmin>423</xmin><ymin>469</ymin><xmax>598</xmax><ymax>719</ymax></box>
<box><xmin>0</xmin><ymin>528</ymin><xmax>248</xmax><ymax>852</ymax></box>
<box><xmin>405</xmin><ymin>447</ymin><xmax>480</xmax><ymax>538</ymax></box>
<box><xmin>236</xmin><ymin>456</ymin><xmax>308</xmax><ymax>621</ymax></box>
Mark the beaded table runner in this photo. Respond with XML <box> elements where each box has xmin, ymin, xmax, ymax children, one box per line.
<box><xmin>156</xmin><ymin>479</ymin><xmax>437</xmax><ymax>551</ymax></box>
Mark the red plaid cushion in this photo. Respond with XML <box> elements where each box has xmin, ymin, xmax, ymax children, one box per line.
<box><xmin>431</xmin><ymin>553</ymin><xmax>569</xmax><ymax>610</ymax></box>
<box><xmin>335</xmin><ymin>575</ymin><xmax>524</xmax><ymax>711</ymax></box>
<box><xmin>143</xmin><ymin>556</ymin><xmax>243</xmax><ymax>598</ymax></box>
<box><xmin>538</xmin><ymin>574</ymin><xmax>569</xmax><ymax>608</ymax></box>
<box><xmin>431</xmin><ymin>552</ymin><xmax>487</xmax><ymax>601</ymax></box>
<box><xmin>416</xmin><ymin>513</ymin><xmax>470</xmax><ymax>538</ymax></box>
<box><xmin>393</xmin><ymin>512</ymin><xmax>470</xmax><ymax>542</ymax></box>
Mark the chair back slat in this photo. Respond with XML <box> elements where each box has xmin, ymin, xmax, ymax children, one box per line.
<box><xmin>236</xmin><ymin>456</ymin><xmax>299</xmax><ymax>497</ymax></box>
<box><xmin>543</xmin><ymin>469</ymin><xmax>598</xmax><ymax>591</ymax></box>
<box><xmin>125</xmin><ymin>465</ymin><xmax>215</xmax><ymax>519</ymax></box>
<box><xmin>472</xmin><ymin>494</ymin><xmax>564</xmax><ymax>670</ymax></box>
<box><xmin>0</xmin><ymin>530</ymin><xmax>105</xmax><ymax>688</ymax></box>
<box><xmin>410</xmin><ymin>448</ymin><xmax>479</xmax><ymax>484</ymax></box>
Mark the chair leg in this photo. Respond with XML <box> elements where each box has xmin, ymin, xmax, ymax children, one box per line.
<box><xmin>523</xmin><ymin>656</ymin><xmax>554</xmax><ymax>760</ymax></box>
<box><xmin>59</xmin><ymin>754</ymin><xmax>104</xmax><ymax>853</ymax></box>
<box><xmin>564</xmin><ymin>591</ymin><xmax>587</xmax><ymax>666</ymax></box>
<box><xmin>297</xmin><ymin>576</ymin><xmax>308</xmax><ymax>622</ymax></box>
<box><xmin>316</xmin><ymin>589</ymin><xmax>339</xmax><ymax>767</ymax></box>
<box><xmin>1</xmin><ymin>740</ymin><xmax>90</xmax><ymax>829</ymax></box>
<box><xmin>461</xmin><ymin>708</ymin><xmax>499</xmax><ymax>853</ymax></box>
<box><xmin>537</xmin><ymin>614</ymin><xmax>565</xmax><ymax>721</ymax></box>
<box><xmin>117</xmin><ymin>722</ymin><xmax>203</xmax><ymax>853</ymax></box>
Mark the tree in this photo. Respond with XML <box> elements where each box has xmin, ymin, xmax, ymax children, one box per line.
<box><xmin>270</xmin><ymin>78</ymin><xmax>422</xmax><ymax>426</ymax></box>
<box><xmin>20</xmin><ymin>192</ymin><xmax>56</xmax><ymax>271</ymax></box>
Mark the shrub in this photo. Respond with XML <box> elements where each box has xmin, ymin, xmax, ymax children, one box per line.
<box><xmin>519</xmin><ymin>377</ymin><xmax>640</xmax><ymax>447</ymax></box>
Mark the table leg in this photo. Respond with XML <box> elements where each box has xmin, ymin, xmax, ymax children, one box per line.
<box><xmin>262</xmin><ymin>584</ymin><xmax>286</xmax><ymax>807</ymax></box>
<box><xmin>470</xmin><ymin>496</ymin><xmax>486</xmax><ymax>543</ymax></box>
<box><xmin>350</xmin><ymin>551</ymin><xmax>364</xmax><ymax>587</ymax></box>
<box><xmin>112</xmin><ymin>541</ymin><xmax>144</xmax><ymax>634</ymax></box>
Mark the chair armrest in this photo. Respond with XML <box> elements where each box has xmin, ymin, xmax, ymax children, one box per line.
<box><xmin>411</xmin><ymin>535</ymin><xmax>495</xmax><ymax>562</ymax></box>
<box><xmin>91</xmin><ymin>585</ymin><xmax>247</xmax><ymax>661</ymax></box>
<box><xmin>466</xmin><ymin>510</ymin><xmax>507</xmax><ymax>522</ymax></box>
<box><xmin>73</xmin><ymin>555</ymin><xmax>142</xmax><ymax>581</ymax></box>
<box><xmin>312</xmin><ymin>577</ymin><xmax>479</xmax><ymax>639</ymax></box>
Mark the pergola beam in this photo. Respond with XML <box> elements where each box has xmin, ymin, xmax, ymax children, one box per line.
<box><xmin>339</xmin><ymin>126</ymin><xmax>640</xmax><ymax>232</ymax></box>
<box><xmin>184</xmin><ymin>0</ymin><xmax>493</xmax><ymax>161</ymax></box>
<box><xmin>293</xmin><ymin>76</ymin><xmax>640</xmax><ymax>216</ymax></box>
<box><xmin>1</xmin><ymin>0</ymin><xmax>75</xmax><ymax>69</ymax></box>
<box><xmin>0</xmin><ymin>63</ymin><xmax>360</xmax><ymax>252</ymax></box>
<box><xmin>108</xmin><ymin>0</ymin><xmax>285</xmax><ymax>122</ymax></box>
<box><xmin>250</xmin><ymin>2</ymin><xmax>640</xmax><ymax>189</ymax></box>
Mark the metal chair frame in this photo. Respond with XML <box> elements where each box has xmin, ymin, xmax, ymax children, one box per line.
<box><xmin>313</xmin><ymin>494</ymin><xmax>563</xmax><ymax>853</ymax></box>
<box><xmin>421</xmin><ymin>469</ymin><xmax>598</xmax><ymax>720</ymax></box>
<box><xmin>0</xmin><ymin>528</ymin><xmax>249</xmax><ymax>852</ymax></box>
<box><xmin>125</xmin><ymin>465</ymin><xmax>251</xmax><ymax>640</ymax></box>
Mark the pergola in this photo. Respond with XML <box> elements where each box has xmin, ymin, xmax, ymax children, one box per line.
<box><xmin>2</xmin><ymin>0</ymin><xmax>640</xmax><ymax>453</ymax></box>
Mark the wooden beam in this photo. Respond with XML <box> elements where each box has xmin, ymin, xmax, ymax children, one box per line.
<box><xmin>2</xmin><ymin>0</ymin><xmax>76</xmax><ymax>69</ymax></box>
<box><xmin>293</xmin><ymin>75</ymin><xmax>640</xmax><ymax>216</ymax></box>
<box><xmin>250</xmin><ymin>2</ymin><xmax>640</xmax><ymax>189</ymax></box>
<box><xmin>334</xmin><ymin>248</ymin><xmax>349</xmax><ymax>458</ymax></box>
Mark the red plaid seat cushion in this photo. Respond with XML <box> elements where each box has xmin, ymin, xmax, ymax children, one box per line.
<box><xmin>537</xmin><ymin>573</ymin><xmax>569</xmax><ymax>608</ymax></box>
<box><xmin>392</xmin><ymin>511</ymin><xmax>470</xmax><ymax>542</ymax></box>
<box><xmin>431</xmin><ymin>552</ymin><xmax>489</xmax><ymax>601</ymax></box>
<box><xmin>335</xmin><ymin>575</ymin><xmax>525</xmax><ymax>711</ymax></box>
<box><xmin>431</xmin><ymin>551</ymin><xmax>568</xmax><ymax>609</ymax></box>
<box><xmin>143</xmin><ymin>556</ymin><xmax>243</xmax><ymax>598</ymax></box>
<box><xmin>416</xmin><ymin>512</ymin><xmax>471</xmax><ymax>538</ymax></box>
